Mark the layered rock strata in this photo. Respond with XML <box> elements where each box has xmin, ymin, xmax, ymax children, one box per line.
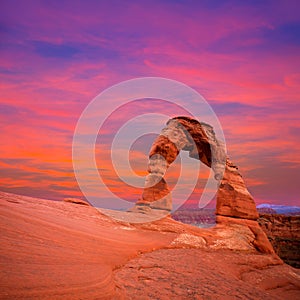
<box><xmin>2</xmin><ymin>191</ymin><xmax>299</xmax><ymax>299</ymax></box>
<box><xmin>132</xmin><ymin>116</ymin><xmax>272</xmax><ymax>253</ymax></box>
<box><xmin>217</xmin><ymin>159</ymin><xmax>259</xmax><ymax>219</ymax></box>
<box><xmin>135</xmin><ymin>116</ymin><xmax>258</xmax><ymax>220</ymax></box>
<box><xmin>259</xmin><ymin>214</ymin><xmax>300</xmax><ymax>268</ymax></box>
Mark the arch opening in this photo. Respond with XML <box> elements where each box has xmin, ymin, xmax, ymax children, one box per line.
<box><xmin>131</xmin><ymin>116</ymin><xmax>259</xmax><ymax>222</ymax></box>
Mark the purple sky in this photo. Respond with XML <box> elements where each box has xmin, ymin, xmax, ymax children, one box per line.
<box><xmin>0</xmin><ymin>0</ymin><xmax>299</xmax><ymax>207</ymax></box>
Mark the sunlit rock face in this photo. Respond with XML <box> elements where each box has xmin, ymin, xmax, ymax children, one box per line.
<box><xmin>3</xmin><ymin>191</ymin><xmax>300</xmax><ymax>299</ymax></box>
<box><xmin>216</xmin><ymin>159</ymin><xmax>259</xmax><ymax>220</ymax></box>
<box><xmin>258</xmin><ymin>214</ymin><xmax>300</xmax><ymax>268</ymax></box>
<box><xmin>172</xmin><ymin>117</ymin><xmax>227</xmax><ymax>180</ymax></box>
<box><xmin>132</xmin><ymin>116</ymin><xmax>272</xmax><ymax>254</ymax></box>
<box><xmin>136</xmin><ymin>116</ymin><xmax>258</xmax><ymax>221</ymax></box>
<box><xmin>135</xmin><ymin>116</ymin><xmax>226</xmax><ymax>211</ymax></box>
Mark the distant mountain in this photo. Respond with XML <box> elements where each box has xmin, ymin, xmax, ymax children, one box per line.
<box><xmin>256</xmin><ymin>206</ymin><xmax>276</xmax><ymax>214</ymax></box>
<box><xmin>173</xmin><ymin>204</ymin><xmax>300</xmax><ymax>225</ymax></box>
<box><xmin>257</xmin><ymin>204</ymin><xmax>300</xmax><ymax>215</ymax></box>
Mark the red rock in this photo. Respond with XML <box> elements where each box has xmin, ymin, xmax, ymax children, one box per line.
<box><xmin>1</xmin><ymin>191</ymin><xmax>299</xmax><ymax>299</ymax></box>
<box><xmin>63</xmin><ymin>197</ymin><xmax>90</xmax><ymax>206</ymax></box>
<box><xmin>216</xmin><ymin>215</ymin><xmax>275</xmax><ymax>254</ymax></box>
<box><xmin>114</xmin><ymin>249</ymin><xmax>296</xmax><ymax>300</ymax></box>
<box><xmin>136</xmin><ymin>116</ymin><xmax>226</xmax><ymax>211</ymax></box>
<box><xmin>136</xmin><ymin>116</ymin><xmax>259</xmax><ymax>220</ymax></box>
<box><xmin>216</xmin><ymin>159</ymin><xmax>259</xmax><ymax>220</ymax></box>
<box><xmin>133</xmin><ymin>116</ymin><xmax>271</xmax><ymax>255</ymax></box>
<box><xmin>258</xmin><ymin>214</ymin><xmax>300</xmax><ymax>268</ymax></box>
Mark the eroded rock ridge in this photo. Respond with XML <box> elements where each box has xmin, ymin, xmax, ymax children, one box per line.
<box><xmin>135</xmin><ymin>116</ymin><xmax>257</xmax><ymax>219</ymax></box>
<box><xmin>133</xmin><ymin>116</ymin><xmax>272</xmax><ymax>253</ymax></box>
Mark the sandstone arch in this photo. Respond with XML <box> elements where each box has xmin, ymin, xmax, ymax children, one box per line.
<box><xmin>134</xmin><ymin>116</ymin><xmax>259</xmax><ymax>220</ymax></box>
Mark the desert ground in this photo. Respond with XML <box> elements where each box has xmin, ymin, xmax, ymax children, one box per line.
<box><xmin>1</xmin><ymin>191</ymin><xmax>299</xmax><ymax>299</ymax></box>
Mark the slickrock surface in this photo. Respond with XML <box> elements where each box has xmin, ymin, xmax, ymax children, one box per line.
<box><xmin>115</xmin><ymin>249</ymin><xmax>297</xmax><ymax>300</ymax></box>
<box><xmin>1</xmin><ymin>191</ymin><xmax>300</xmax><ymax>299</ymax></box>
<box><xmin>259</xmin><ymin>214</ymin><xmax>300</xmax><ymax>268</ymax></box>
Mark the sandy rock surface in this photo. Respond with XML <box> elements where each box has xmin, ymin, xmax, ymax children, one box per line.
<box><xmin>0</xmin><ymin>191</ymin><xmax>299</xmax><ymax>299</ymax></box>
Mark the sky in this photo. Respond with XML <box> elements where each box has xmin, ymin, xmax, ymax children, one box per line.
<box><xmin>0</xmin><ymin>0</ymin><xmax>299</xmax><ymax>209</ymax></box>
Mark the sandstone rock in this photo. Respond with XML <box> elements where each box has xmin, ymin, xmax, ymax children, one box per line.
<box><xmin>63</xmin><ymin>197</ymin><xmax>90</xmax><ymax>206</ymax></box>
<box><xmin>216</xmin><ymin>215</ymin><xmax>276</xmax><ymax>254</ymax></box>
<box><xmin>136</xmin><ymin>116</ymin><xmax>226</xmax><ymax>211</ymax></box>
<box><xmin>172</xmin><ymin>117</ymin><xmax>227</xmax><ymax>179</ymax></box>
<box><xmin>114</xmin><ymin>248</ymin><xmax>298</xmax><ymax>300</ymax></box>
<box><xmin>136</xmin><ymin>116</ymin><xmax>258</xmax><ymax>221</ymax></box>
<box><xmin>132</xmin><ymin>116</ymin><xmax>273</xmax><ymax>255</ymax></box>
<box><xmin>170</xmin><ymin>233</ymin><xmax>207</xmax><ymax>248</ymax></box>
<box><xmin>141</xmin><ymin>176</ymin><xmax>172</xmax><ymax>211</ymax></box>
<box><xmin>2</xmin><ymin>191</ymin><xmax>298</xmax><ymax>299</ymax></box>
<box><xmin>258</xmin><ymin>214</ymin><xmax>300</xmax><ymax>268</ymax></box>
<box><xmin>216</xmin><ymin>159</ymin><xmax>259</xmax><ymax>220</ymax></box>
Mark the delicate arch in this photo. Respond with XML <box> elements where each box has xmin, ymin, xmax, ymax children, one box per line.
<box><xmin>134</xmin><ymin>116</ymin><xmax>259</xmax><ymax>220</ymax></box>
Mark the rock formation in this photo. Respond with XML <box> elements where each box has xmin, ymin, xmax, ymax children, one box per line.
<box><xmin>135</xmin><ymin>116</ymin><xmax>258</xmax><ymax>219</ymax></box>
<box><xmin>258</xmin><ymin>213</ymin><xmax>300</xmax><ymax>268</ymax></box>
<box><xmin>1</xmin><ymin>191</ymin><xmax>299</xmax><ymax>299</ymax></box>
<box><xmin>134</xmin><ymin>116</ymin><xmax>226</xmax><ymax>211</ymax></box>
<box><xmin>132</xmin><ymin>116</ymin><xmax>272</xmax><ymax>253</ymax></box>
<box><xmin>217</xmin><ymin>159</ymin><xmax>259</xmax><ymax>219</ymax></box>
<box><xmin>64</xmin><ymin>197</ymin><xmax>91</xmax><ymax>206</ymax></box>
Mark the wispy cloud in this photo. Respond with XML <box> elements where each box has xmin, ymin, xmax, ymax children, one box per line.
<box><xmin>0</xmin><ymin>0</ymin><xmax>299</xmax><ymax>206</ymax></box>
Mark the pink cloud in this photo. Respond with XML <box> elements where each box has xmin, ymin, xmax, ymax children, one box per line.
<box><xmin>1</xmin><ymin>1</ymin><xmax>299</xmax><ymax>206</ymax></box>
